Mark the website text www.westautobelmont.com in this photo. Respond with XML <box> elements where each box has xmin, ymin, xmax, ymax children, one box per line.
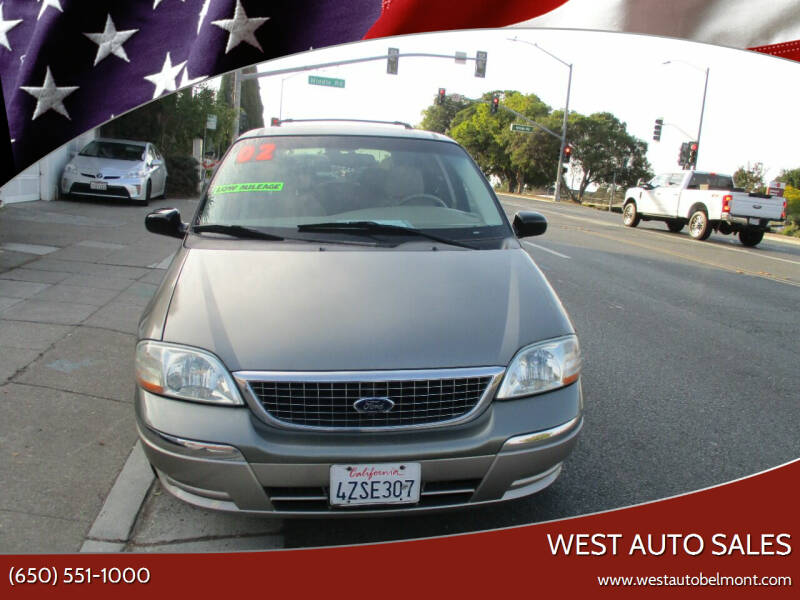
<box><xmin>596</xmin><ymin>572</ymin><xmax>792</xmax><ymax>588</ymax></box>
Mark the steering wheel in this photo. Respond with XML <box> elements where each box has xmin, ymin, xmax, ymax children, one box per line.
<box><xmin>398</xmin><ymin>193</ymin><xmax>447</xmax><ymax>208</ymax></box>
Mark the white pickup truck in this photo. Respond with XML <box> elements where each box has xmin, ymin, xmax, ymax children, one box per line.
<box><xmin>623</xmin><ymin>171</ymin><xmax>786</xmax><ymax>247</ymax></box>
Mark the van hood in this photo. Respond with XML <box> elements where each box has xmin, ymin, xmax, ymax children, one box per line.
<box><xmin>161</xmin><ymin>247</ymin><xmax>574</xmax><ymax>371</ymax></box>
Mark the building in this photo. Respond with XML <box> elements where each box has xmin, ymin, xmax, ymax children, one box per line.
<box><xmin>0</xmin><ymin>129</ymin><xmax>98</xmax><ymax>205</ymax></box>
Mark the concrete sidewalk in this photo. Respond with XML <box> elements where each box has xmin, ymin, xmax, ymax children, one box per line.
<box><xmin>0</xmin><ymin>197</ymin><xmax>197</xmax><ymax>552</ymax></box>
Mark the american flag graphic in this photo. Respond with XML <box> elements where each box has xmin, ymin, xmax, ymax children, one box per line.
<box><xmin>0</xmin><ymin>0</ymin><xmax>797</xmax><ymax>187</ymax></box>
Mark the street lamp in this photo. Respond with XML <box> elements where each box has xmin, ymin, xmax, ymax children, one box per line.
<box><xmin>278</xmin><ymin>70</ymin><xmax>309</xmax><ymax>120</ymax></box>
<box><xmin>508</xmin><ymin>36</ymin><xmax>573</xmax><ymax>202</ymax></box>
<box><xmin>662</xmin><ymin>60</ymin><xmax>710</xmax><ymax>168</ymax></box>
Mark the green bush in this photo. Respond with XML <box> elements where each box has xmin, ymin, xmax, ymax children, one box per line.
<box><xmin>784</xmin><ymin>186</ymin><xmax>800</xmax><ymax>224</ymax></box>
<box><xmin>165</xmin><ymin>155</ymin><xmax>199</xmax><ymax>197</ymax></box>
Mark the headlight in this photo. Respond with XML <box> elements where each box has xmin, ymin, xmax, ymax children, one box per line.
<box><xmin>127</xmin><ymin>165</ymin><xmax>148</xmax><ymax>178</ymax></box>
<box><xmin>496</xmin><ymin>335</ymin><xmax>581</xmax><ymax>399</ymax></box>
<box><xmin>63</xmin><ymin>163</ymin><xmax>77</xmax><ymax>174</ymax></box>
<box><xmin>135</xmin><ymin>341</ymin><xmax>243</xmax><ymax>406</ymax></box>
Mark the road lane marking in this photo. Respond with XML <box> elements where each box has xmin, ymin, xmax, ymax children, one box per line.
<box><xmin>522</xmin><ymin>240</ymin><xmax>571</xmax><ymax>259</ymax></box>
<box><xmin>577</xmin><ymin>227</ymin><xmax>800</xmax><ymax>288</ymax></box>
<box><xmin>500</xmin><ymin>198</ymin><xmax>800</xmax><ymax>267</ymax></box>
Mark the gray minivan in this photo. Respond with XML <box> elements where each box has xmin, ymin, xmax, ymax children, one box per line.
<box><xmin>136</xmin><ymin>120</ymin><xmax>583</xmax><ymax>516</ymax></box>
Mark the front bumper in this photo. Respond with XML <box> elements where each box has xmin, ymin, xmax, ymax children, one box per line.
<box><xmin>136</xmin><ymin>381</ymin><xmax>583</xmax><ymax>516</ymax></box>
<box><xmin>61</xmin><ymin>173</ymin><xmax>148</xmax><ymax>200</ymax></box>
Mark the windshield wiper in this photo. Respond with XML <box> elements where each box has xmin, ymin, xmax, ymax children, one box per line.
<box><xmin>297</xmin><ymin>221</ymin><xmax>478</xmax><ymax>249</ymax></box>
<box><xmin>193</xmin><ymin>224</ymin><xmax>284</xmax><ymax>240</ymax></box>
<box><xmin>192</xmin><ymin>223</ymin><xmax>383</xmax><ymax>246</ymax></box>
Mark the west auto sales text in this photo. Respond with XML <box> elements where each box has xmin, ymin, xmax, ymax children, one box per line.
<box><xmin>547</xmin><ymin>533</ymin><xmax>792</xmax><ymax>556</ymax></box>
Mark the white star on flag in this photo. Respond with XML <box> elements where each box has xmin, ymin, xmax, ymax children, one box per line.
<box><xmin>0</xmin><ymin>3</ymin><xmax>23</xmax><ymax>52</ymax></box>
<box><xmin>179</xmin><ymin>65</ymin><xmax>206</xmax><ymax>88</ymax></box>
<box><xmin>153</xmin><ymin>0</ymin><xmax>185</xmax><ymax>9</ymax></box>
<box><xmin>37</xmin><ymin>0</ymin><xmax>62</xmax><ymax>21</ymax></box>
<box><xmin>212</xmin><ymin>0</ymin><xmax>269</xmax><ymax>53</ymax></box>
<box><xmin>197</xmin><ymin>0</ymin><xmax>210</xmax><ymax>34</ymax></box>
<box><xmin>20</xmin><ymin>66</ymin><xmax>79</xmax><ymax>120</ymax></box>
<box><xmin>144</xmin><ymin>51</ymin><xmax>186</xmax><ymax>99</ymax></box>
<box><xmin>84</xmin><ymin>15</ymin><xmax>138</xmax><ymax>66</ymax></box>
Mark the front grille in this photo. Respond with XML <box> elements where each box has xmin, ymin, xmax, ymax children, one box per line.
<box><xmin>79</xmin><ymin>173</ymin><xmax>120</xmax><ymax>180</ymax></box>
<box><xmin>247</xmin><ymin>375</ymin><xmax>495</xmax><ymax>429</ymax></box>
<box><xmin>266</xmin><ymin>479</ymin><xmax>482</xmax><ymax>512</ymax></box>
<box><xmin>70</xmin><ymin>182</ymin><xmax>130</xmax><ymax>198</ymax></box>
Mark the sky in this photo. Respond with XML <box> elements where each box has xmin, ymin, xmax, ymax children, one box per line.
<box><xmin>225</xmin><ymin>28</ymin><xmax>800</xmax><ymax>185</ymax></box>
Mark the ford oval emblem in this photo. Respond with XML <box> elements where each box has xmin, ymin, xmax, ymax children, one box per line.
<box><xmin>353</xmin><ymin>397</ymin><xmax>395</xmax><ymax>413</ymax></box>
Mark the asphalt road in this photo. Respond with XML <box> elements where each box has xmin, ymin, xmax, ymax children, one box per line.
<box><xmin>124</xmin><ymin>195</ymin><xmax>800</xmax><ymax>551</ymax></box>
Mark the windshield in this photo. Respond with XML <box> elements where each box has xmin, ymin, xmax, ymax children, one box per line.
<box><xmin>687</xmin><ymin>173</ymin><xmax>734</xmax><ymax>190</ymax></box>
<box><xmin>79</xmin><ymin>141</ymin><xmax>146</xmax><ymax>162</ymax></box>
<box><xmin>198</xmin><ymin>135</ymin><xmax>507</xmax><ymax>238</ymax></box>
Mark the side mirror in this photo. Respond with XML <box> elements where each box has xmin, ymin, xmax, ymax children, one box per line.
<box><xmin>152</xmin><ymin>158</ymin><xmax>164</xmax><ymax>167</ymax></box>
<box><xmin>513</xmin><ymin>211</ymin><xmax>547</xmax><ymax>238</ymax></box>
<box><xmin>145</xmin><ymin>208</ymin><xmax>187</xmax><ymax>238</ymax></box>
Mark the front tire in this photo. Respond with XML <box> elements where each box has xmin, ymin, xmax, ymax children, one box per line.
<box><xmin>739</xmin><ymin>228</ymin><xmax>764</xmax><ymax>247</ymax></box>
<box><xmin>688</xmin><ymin>209</ymin><xmax>711</xmax><ymax>240</ymax></box>
<box><xmin>666</xmin><ymin>219</ymin><xmax>684</xmax><ymax>233</ymax></box>
<box><xmin>623</xmin><ymin>201</ymin><xmax>640</xmax><ymax>227</ymax></box>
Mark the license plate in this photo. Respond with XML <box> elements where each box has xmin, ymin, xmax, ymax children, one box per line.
<box><xmin>90</xmin><ymin>181</ymin><xmax>107</xmax><ymax>190</ymax></box>
<box><xmin>748</xmin><ymin>217</ymin><xmax>760</xmax><ymax>225</ymax></box>
<box><xmin>330</xmin><ymin>463</ymin><xmax>421</xmax><ymax>507</ymax></box>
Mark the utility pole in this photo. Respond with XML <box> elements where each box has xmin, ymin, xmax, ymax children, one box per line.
<box><xmin>231</xmin><ymin>68</ymin><xmax>241</xmax><ymax>144</ymax></box>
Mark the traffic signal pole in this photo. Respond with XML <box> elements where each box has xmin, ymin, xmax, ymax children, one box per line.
<box><xmin>555</xmin><ymin>62</ymin><xmax>572</xmax><ymax>203</ymax></box>
<box><xmin>695</xmin><ymin>67</ymin><xmax>709</xmax><ymax>168</ymax></box>
<box><xmin>508</xmin><ymin>37</ymin><xmax>572</xmax><ymax>202</ymax></box>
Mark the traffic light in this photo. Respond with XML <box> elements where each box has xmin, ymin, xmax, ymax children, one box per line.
<box><xmin>563</xmin><ymin>144</ymin><xmax>573</xmax><ymax>161</ymax></box>
<box><xmin>475</xmin><ymin>51</ymin><xmax>487</xmax><ymax>78</ymax></box>
<box><xmin>436</xmin><ymin>88</ymin><xmax>446</xmax><ymax>105</ymax></box>
<box><xmin>270</xmin><ymin>117</ymin><xmax>280</xmax><ymax>127</ymax></box>
<box><xmin>387</xmin><ymin>47</ymin><xmax>399</xmax><ymax>75</ymax></box>
<box><xmin>490</xmin><ymin>94</ymin><xmax>499</xmax><ymax>114</ymax></box>
<box><xmin>687</xmin><ymin>141</ymin><xmax>698</xmax><ymax>167</ymax></box>
<box><xmin>653</xmin><ymin>118</ymin><xmax>663</xmax><ymax>141</ymax></box>
<box><xmin>678</xmin><ymin>142</ymin><xmax>690</xmax><ymax>168</ymax></box>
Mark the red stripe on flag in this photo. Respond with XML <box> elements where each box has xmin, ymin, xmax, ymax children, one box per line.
<box><xmin>364</xmin><ymin>0</ymin><xmax>568</xmax><ymax>38</ymax></box>
<box><xmin>750</xmin><ymin>39</ymin><xmax>800</xmax><ymax>62</ymax></box>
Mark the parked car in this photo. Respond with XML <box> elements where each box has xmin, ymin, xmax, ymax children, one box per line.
<box><xmin>136</xmin><ymin>120</ymin><xmax>583</xmax><ymax>516</ymax></box>
<box><xmin>60</xmin><ymin>138</ymin><xmax>167</xmax><ymax>206</ymax></box>
<box><xmin>623</xmin><ymin>171</ymin><xmax>786</xmax><ymax>246</ymax></box>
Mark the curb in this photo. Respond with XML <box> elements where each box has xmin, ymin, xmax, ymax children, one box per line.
<box><xmin>80</xmin><ymin>441</ymin><xmax>154</xmax><ymax>553</ymax></box>
<box><xmin>764</xmin><ymin>232</ymin><xmax>800</xmax><ymax>246</ymax></box>
<box><xmin>498</xmin><ymin>192</ymin><xmax>556</xmax><ymax>203</ymax></box>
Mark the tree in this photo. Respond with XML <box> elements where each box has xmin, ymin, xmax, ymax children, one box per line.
<box><xmin>565</xmin><ymin>112</ymin><xmax>652</xmax><ymax>202</ymax></box>
<box><xmin>504</xmin><ymin>111</ymin><xmax>560</xmax><ymax>192</ymax></box>
<box><xmin>449</xmin><ymin>91</ymin><xmax>517</xmax><ymax>191</ymax></box>
<box><xmin>449</xmin><ymin>91</ymin><xmax>556</xmax><ymax>193</ymax></box>
<box><xmin>733</xmin><ymin>162</ymin><xmax>766</xmax><ymax>193</ymax></box>
<box><xmin>100</xmin><ymin>85</ymin><xmax>234</xmax><ymax>159</ymax></box>
<box><xmin>220</xmin><ymin>67</ymin><xmax>264</xmax><ymax>135</ymax></box>
<box><xmin>777</xmin><ymin>168</ymin><xmax>800</xmax><ymax>189</ymax></box>
<box><xmin>418</xmin><ymin>94</ymin><xmax>470</xmax><ymax>134</ymax></box>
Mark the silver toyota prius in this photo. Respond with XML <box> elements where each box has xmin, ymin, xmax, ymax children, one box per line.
<box><xmin>61</xmin><ymin>138</ymin><xmax>167</xmax><ymax>206</ymax></box>
<box><xmin>136</xmin><ymin>120</ymin><xmax>583</xmax><ymax>516</ymax></box>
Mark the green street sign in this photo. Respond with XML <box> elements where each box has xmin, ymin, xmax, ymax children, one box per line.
<box><xmin>308</xmin><ymin>75</ymin><xmax>345</xmax><ymax>88</ymax></box>
<box><xmin>510</xmin><ymin>124</ymin><xmax>534</xmax><ymax>133</ymax></box>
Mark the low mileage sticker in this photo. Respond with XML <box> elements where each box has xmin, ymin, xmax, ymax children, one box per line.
<box><xmin>213</xmin><ymin>182</ymin><xmax>284</xmax><ymax>194</ymax></box>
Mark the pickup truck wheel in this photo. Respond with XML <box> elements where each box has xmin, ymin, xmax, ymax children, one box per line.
<box><xmin>688</xmin><ymin>210</ymin><xmax>711</xmax><ymax>240</ymax></box>
<box><xmin>739</xmin><ymin>228</ymin><xmax>764</xmax><ymax>247</ymax></box>
<box><xmin>623</xmin><ymin>202</ymin><xmax>640</xmax><ymax>227</ymax></box>
<box><xmin>666</xmin><ymin>219</ymin><xmax>684</xmax><ymax>233</ymax></box>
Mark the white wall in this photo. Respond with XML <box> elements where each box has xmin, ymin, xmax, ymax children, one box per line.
<box><xmin>1</xmin><ymin>129</ymin><xmax>98</xmax><ymax>204</ymax></box>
